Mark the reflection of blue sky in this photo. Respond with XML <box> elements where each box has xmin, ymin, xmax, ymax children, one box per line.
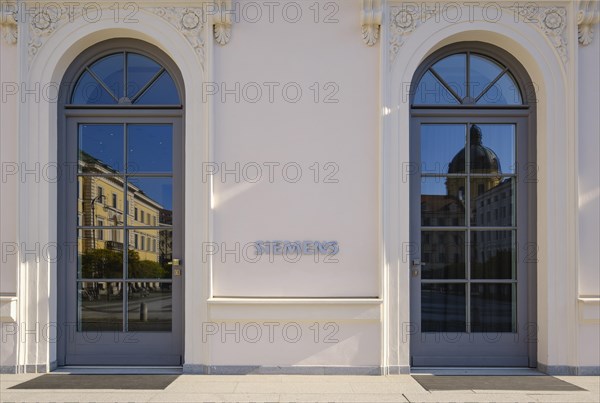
<box><xmin>421</xmin><ymin>125</ymin><xmax>465</xmax><ymax>173</ymax></box>
<box><xmin>79</xmin><ymin>125</ymin><xmax>124</xmax><ymax>171</ymax></box>
<box><xmin>79</xmin><ymin>124</ymin><xmax>173</xmax><ymax>174</ymax></box>
<box><xmin>476</xmin><ymin>125</ymin><xmax>515</xmax><ymax>173</ymax></box>
<box><xmin>128</xmin><ymin>125</ymin><xmax>173</xmax><ymax>173</ymax></box>
<box><xmin>421</xmin><ymin>177</ymin><xmax>455</xmax><ymax>195</ymax></box>
<box><xmin>421</xmin><ymin>124</ymin><xmax>515</xmax><ymax>174</ymax></box>
<box><xmin>129</xmin><ymin>178</ymin><xmax>173</xmax><ymax>210</ymax></box>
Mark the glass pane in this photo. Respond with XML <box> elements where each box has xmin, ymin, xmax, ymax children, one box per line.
<box><xmin>421</xmin><ymin>231</ymin><xmax>466</xmax><ymax>279</ymax></box>
<box><xmin>413</xmin><ymin>71</ymin><xmax>460</xmax><ymax>105</ymax></box>
<box><xmin>71</xmin><ymin>71</ymin><xmax>116</xmax><ymax>104</ymax></box>
<box><xmin>78</xmin><ymin>176</ymin><xmax>125</xmax><ymax>227</ymax></box>
<box><xmin>135</xmin><ymin>71</ymin><xmax>180</xmax><ymax>105</ymax></box>
<box><xmin>469</xmin><ymin>54</ymin><xmax>503</xmax><ymax>100</ymax></box>
<box><xmin>89</xmin><ymin>53</ymin><xmax>124</xmax><ymax>100</ymax></box>
<box><xmin>470</xmin><ymin>178</ymin><xmax>515</xmax><ymax>227</ymax></box>
<box><xmin>421</xmin><ymin>124</ymin><xmax>466</xmax><ymax>174</ymax></box>
<box><xmin>470</xmin><ymin>230</ymin><xmax>515</xmax><ymax>279</ymax></box>
<box><xmin>127</xmin><ymin>283</ymin><xmax>172</xmax><ymax>331</ymax></box>
<box><xmin>78</xmin><ymin>281</ymin><xmax>123</xmax><ymax>331</ymax></box>
<box><xmin>79</xmin><ymin>124</ymin><xmax>124</xmax><ymax>173</ymax></box>
<box><xmin>128</xmin><ymin>178</ymin><xmax>173</xmax><ymax>226</ymax></box>
<box><xmin>476</xmin><ymin>72</ymin><xmax>522</xmax><ymax>105</ymax></box>
<box><xmin>127</xmin><ymin>229</ymin><xmax>172</xmax><ymax>279</ymax></box>
<box><xmin>127</xmin><ymin>53</ymin><xmax>162</xmax><ymax>98</ymax></box>
<box><xmin>421</xmin><ymin>178</ymin><xmax>465</xmax><ymax>227</ymax></box>
<box><xmin>421</xmin><ymin>283</ymin><xmax>466</xmax><ymax>332</ymax></box>
<box><xmin>127</xmin><ymin>125</ymin><xmax>173</xmax><ymax>173</ymax></box>
<box><xmin>470</xmin><ymin>283</ymin><xmax>515</xmax><ymax>332</ymax></box>
<box><xmin>78</xmin><ymin>229</ymin><xmax>124</xmax><ymax>279</ymax></box>
<box><xmin>469</xmin><ymin>124</ymin><xmax>515</xmax><ymax>174</ymax></box>
<box><xmin>431</xmin><ymin>53</ymin><xmax>466</xmax><ymax>100</ymax></box>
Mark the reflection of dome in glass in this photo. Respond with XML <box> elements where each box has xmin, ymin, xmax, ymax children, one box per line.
<box><xmin>448</xmin><ymin>125</ymin><xmax>501</xmax><ymax>174</ymax></box>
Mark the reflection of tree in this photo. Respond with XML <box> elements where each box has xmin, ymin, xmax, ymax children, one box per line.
<box><xmin>81</xmin><ymin>249</ymin><xmax>122</xmax><ymax>278</ymax></box>
<box><xmin>128</xmin><ymin>250</ymin><xmax>169</xmax><ymax>279</ymax></box>
<box><xmin>81</xmin><ymin>249</ymin><xmax>169</xmax><ymax>279</ymax></box>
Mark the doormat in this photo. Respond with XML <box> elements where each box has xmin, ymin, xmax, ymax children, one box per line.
<box><xmin>9</xmin><ymin>374</ymin><xmax>179</xmax><ymax>390</ymax></box>
<box><xmin>412</xmin><ymin>375</ymin><xmax>586</xmax><ymax>391</ymax></box>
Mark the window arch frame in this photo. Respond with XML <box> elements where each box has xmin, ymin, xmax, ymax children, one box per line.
<box><xmin>60</xmin><ymin>38</ymin><xmax>185</xmax><ymax>110</ymax></box>
<box><xmin>410</xmin><ymin>42</ymin><xmax>536</xmax><ymax>110</ymax></box>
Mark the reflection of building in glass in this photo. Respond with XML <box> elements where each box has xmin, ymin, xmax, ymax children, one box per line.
<box><xmin>78</xmin><ymin>152</ymin><xmax>167</xmax><ymax>262</ymax></box>
<box><xmin>77</xmin><ymin>152</ymin><xmax>173</xmax><ymax>297</ymax></box>
<box><xmin>422</xmin><ymin>125</ymin><xmax>513</xmax><ymax>278</ymax></box>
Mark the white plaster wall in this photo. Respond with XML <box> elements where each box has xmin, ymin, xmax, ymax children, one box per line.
<box><xmin>577</xmin><ymin>33</ymin><xmax>600</xmax><ymax>369</ymax></box>
<box><xmin>0</xmin><ymin>36</ymin><xmax>18</xmax><ymax>295</ymax></box>
<box><xmin>211</xmin><ymin>0</ymin><xmax>380</xmax><ymax>297</ymax></box>
<box><xmin>0</xmin><ymin>23</ymin><xmax>19</xmax><ymax>373</ymax></box>
<box><xmin>577</xmin><ymin>33</ymin><xmax>600</xmax><ymax>298</ymax></box>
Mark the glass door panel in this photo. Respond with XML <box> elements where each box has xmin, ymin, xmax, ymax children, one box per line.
<box><xmin>76</xmin><ymin>122</ymin><xmax>175</xmax><ymax>334</ymax></box>
<box><xmin>411</xmin><ymin>118</ymin><xmax>528</xmax><ymax>366</ymax></box>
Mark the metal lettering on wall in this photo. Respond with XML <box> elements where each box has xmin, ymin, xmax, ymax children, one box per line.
<box><xmin>255</xmin><ymin>241</ymin><xmax>339</xmax><ymax>255</ymax></box>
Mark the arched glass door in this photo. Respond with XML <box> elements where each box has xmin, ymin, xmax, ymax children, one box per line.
<box><xmin>409</xmin><ymin>43</ymin><xmax>536</xmax><ymax>367</ymax></box>
<box><xmin>58</xmin><ymin>40</ymin><xmax>184</xmax><ymax>366</ymax></box>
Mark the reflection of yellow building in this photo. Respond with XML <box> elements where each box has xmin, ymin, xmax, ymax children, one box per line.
<box><xmin>78</xmin><ymin>152</ymin><xmax>164</xmax><ymax>262</ymax></box>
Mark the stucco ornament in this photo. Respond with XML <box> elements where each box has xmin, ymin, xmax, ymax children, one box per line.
<box><xmin>539</xmin><ymin>8</ymin><xmax>568</xmax><ymax>63</ymax></box>
<box><xmin>0</xmin><ymin>6</ymin><xmax>18</xmax><ymax>44</ymax></box>
<box><xmin>389</xmin><ymin>3</ymin><xmax>570</xmax><ymax>69</ymax></box>
<box><xmin>577</xmin><ymin>0</ymin><xmax>600</xmax><ymax>46</ymax></box>
<box><xmin>213</xmin><ymin>0</ymin><xmax>233</xmax><ymax>45</ymax></box>
<box><xmin>28</xmin><ymin>6</ymin><xmax>70</xmax><ymax>64</ymax></box>
<box><xmin>149</xmin><ymin>8</ymin><xmax>205</xmax><ymax>63</ymax></box>
<box><xmin>510</xmin><ymin>4</ymin><xmax>568</xmax><ymax>64</ymax></box>
<box><xmin>389</xmin><ymin>4</ymin><xmax>437</xmax><ymax>68</ymax></box>
<box><xmin>361</xmin><ymin>0</ymin><xmax>382</xmax><ymax>46</ymax></box>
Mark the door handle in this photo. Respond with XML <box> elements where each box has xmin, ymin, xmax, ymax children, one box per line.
<box><xmin>168</xmin><ymin>259</ymin><xmax>182</xmax><ymax>276</ymax></box>
<box><xmin>411</xmin><ymin>259</ymin><xmax>426</xmax><ymax>277</ymax></box>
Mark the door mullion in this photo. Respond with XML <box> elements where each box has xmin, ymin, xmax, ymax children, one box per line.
<box><xmin>465</xmin><ymin>122</ymin><xmax>471</xmax><ymax>334</ymax></box>
<box><xmin>123</xmin><ymin>122</ymin><xmax>129</xmax><ymax>332</ymax></box>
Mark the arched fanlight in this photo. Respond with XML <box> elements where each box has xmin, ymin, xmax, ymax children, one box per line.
<box><xmin>413</xmin><ymin>52</ymin><xmax>523</xmax><ymax>106</ymax></box>
<box><xmin>71</xmin><ymin>52</ymin><xmax>180</xmax><ymax>105</ymax></box>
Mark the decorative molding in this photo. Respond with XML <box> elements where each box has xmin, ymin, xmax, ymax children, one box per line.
<box><xmin>361</xmin><ymin>0</ymin><xmax>382</xmax><ymax>46</ymax></box>
<box><xmin>213</xmin><ymin>0</ymin><xmax>232</xmax><ymax>45</ymax></box>
<box><xmin>388</xmin><ymin>3</ymin><xmax>569</xmax><ymax>69</ymax></box>
<box><xmin>578</xmin><ymin>0</ymin><xmax>600</xmax><ymax>45</ymax></box>
<box><xmin>389</xmin><ymin>4</ymin><xmax>439</xmax><ymax>68</ymax></box>
<box><xmin>28</xmin><ymin>6</ymin><xmax>69</xmax><ymax>64</ymax></box>
<box><xmin>537</xmin><ymin>7</ymin><xmax>568</xmax><ymax>64</ymax></box>
<box><xmin>0</xmin><ymin>4</ymin><xmax>18</xmax><ymax>44</ymax></box>
<box><xmin>149</xmin><ymin>7</ymin><xmax>205</xmax><ymax>64</ymax></box>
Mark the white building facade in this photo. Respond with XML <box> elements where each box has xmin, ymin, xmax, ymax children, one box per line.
<box><xmin>0</xmin><ymin>0</ymin><xmax>598</xmax><ymax>375</ymax></box>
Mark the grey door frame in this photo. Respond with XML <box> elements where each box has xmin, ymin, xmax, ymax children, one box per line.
<box><xmin>407</xmin><ymin>41</ymin><xmax>537</xmax><ymax>368</ymax></box>
<box><xmin>58</xmin><ymin>115</ymin><xmax>184</xmax><ymax>366</ymax></box>
<box><xmin>56</xmin><ymin>39</ymin><xmax>186</xmax><ymax>366</ymax></box>
<box><xmin>409</xmin><ymin>110</ymin><xmax>537</xmax><ymax>367</ymax></box>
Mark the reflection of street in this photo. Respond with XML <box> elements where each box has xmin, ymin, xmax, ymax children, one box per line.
<box><xmin>80</xmin><ymin>289</ymin><xmax>172</xmax><ymax>332</ymax></box>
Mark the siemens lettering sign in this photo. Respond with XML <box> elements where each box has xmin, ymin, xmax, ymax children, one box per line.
<box><xmin>255</xmin><ymin>241</ymin><xmax>339</xmax><ymax>255</ymax></box>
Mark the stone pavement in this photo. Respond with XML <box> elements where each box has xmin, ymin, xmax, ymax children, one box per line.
<box><xmin>1</xmin><ymin>373</ymin><xmax>599</xmax><ymax>402</ymax></box>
